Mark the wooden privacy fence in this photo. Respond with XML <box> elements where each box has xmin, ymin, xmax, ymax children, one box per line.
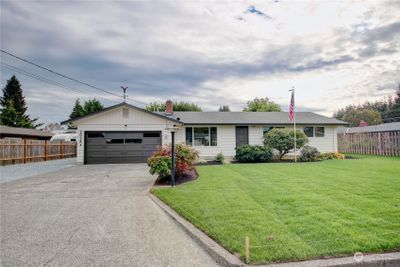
<box><xmin>0</xmin><ymin>139</ymin><xmax>77</xmax><ymax>165</ymax></box>
<box><xmin>338</xmin><ymin>131</ymin><xmax>400</xmax><ymax>156</ymax></box>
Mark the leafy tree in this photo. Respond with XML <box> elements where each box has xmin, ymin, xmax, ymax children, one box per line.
<box><xmin>69</xmin><ymin>99</ymin><xmax>85</xmax><ymax>119</ymax></box>
<box><xmin>0</xmin><ymin>75</ymin><xmax>41</xmax><ymax>128</ymax></box>
<box><xmin>382</xmin><ymin>83</ymin><xmax>400</xmax><ymax>122</ymax></box>
<box><xmin>69</xmin><ymin>98</ymin><xmax>104</xmax><ymax>119</ymax></box>
<box><xmin>243</xmin><ymin>97</ymin><xmax>281</xmax><ymax>112</ymax></box>
<box><xmin>264</xmin><ymin>128</ymin><xmax>308</xmax><ymax>159</ymax></box>
<box><xmin>334</xmin><ymin>83</ymin><xmax>400</xmax><ymax>124</ymax></box>
<box><xmin>83</xmin><ymin>98</ymin><xmax>104</xmax><ymax>114</ymax></box>
<box><xmin>145</xmin><ymin>101</ymin><xmax>202</xmax><ymax>112</ymax></box>
<box><xmin>145</xmin><ymin>102</ymin><xmax>165</xmax><ymax>112</ymax></box>
<box><xmin>218</xmin><ymin>105</ymin><xmax>231</xmax><ymax>112</ymax></box>
<box><xmin>344</xmin><ymin>108</ymin><xmax>382</xmax><ymax>127</ymax></box>
<box><xmin>335</xmin><ymin>106</ymin><xmax>382</xmax><ymax>127</ymax></box>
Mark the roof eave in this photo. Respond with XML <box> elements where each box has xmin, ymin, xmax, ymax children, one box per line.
<box><xmin>60</xmin><ymin>102</ymin><xmax>183</xmax><ymax>125</ymax></box>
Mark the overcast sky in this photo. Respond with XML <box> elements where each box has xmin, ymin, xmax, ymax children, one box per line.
<box><xmin>1</xmin><ymin>0</ymin><xmax>399</xmax><ymax>124</ymax></box>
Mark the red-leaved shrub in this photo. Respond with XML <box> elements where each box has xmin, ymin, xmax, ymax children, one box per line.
<box><xmin>147</xmin><ymin>144</ymin><xmax>199</xmax><ymax>181</ymax></box>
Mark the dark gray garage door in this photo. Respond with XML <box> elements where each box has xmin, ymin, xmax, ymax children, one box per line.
<box><xmin>85</xmin><ymin>131</ymin><xmax>161</xmax><ymax>164</ymax></box>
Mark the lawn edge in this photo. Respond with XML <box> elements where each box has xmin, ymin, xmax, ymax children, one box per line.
<box><xmin>149</xmin><ymin>192</ymin><xmax>246</xmax><ymax>267</ymax></box>
<box><xmin>150</xmin><ymin>192</ymin><xmax>400</xmax><ymax>267</ymax></box>
<box><xmin>260</xmin><ymin>251</ymin><xmax>400</xmax><ymax>267</ymax></box>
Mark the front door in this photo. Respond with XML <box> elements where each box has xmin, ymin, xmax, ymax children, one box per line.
<box><xmin>236</xmin><ymin>126</ymin><xmax>249</xmax><ymax>147</ymax></box>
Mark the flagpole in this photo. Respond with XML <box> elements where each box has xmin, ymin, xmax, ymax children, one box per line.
<box><xmin>290</xmin><ymin>87</ymin><xmax>297</xmax><ymax>162</ymax></box>
<box><xmin>289</xmin><ymin>86</ymin><xmax>297</xmax><ymax>162</ymax></box>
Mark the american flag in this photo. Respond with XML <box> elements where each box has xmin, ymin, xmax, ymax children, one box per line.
<box><xmin>289</xmin><ymin>90</ymin><xmax>295</xmax><ymax>121</ymax></box>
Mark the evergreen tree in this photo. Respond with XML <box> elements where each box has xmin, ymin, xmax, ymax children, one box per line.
<box><xmin>69</xmin><ymin>98</ymin><xmax>104</xmax><ymax>119</ymax></box>
<box><xmin>219</xmin><ymin>105</ymin><xmax>231</xmax><ymax>112</ymax></box>
<box><xmin>0</xmin><ymin>75</ymin><xmax>41</xmax><ymax>128</ymax></box>
<box><xmin>0</xmin><ymin>75</ymin><xmax>27</xmax><ymax>114</ymax></box>
<box><xmin>69</xmin><ymin>99</ymin><xmax>85</xmax><ymax>119</ymax></box>
<box><xmin>383</xmin><ymin>83</ymin><xmax>400</xmax><ymax>122</ymax></box>
<box><xmin>83</xmin><ymin>98</ymin><xmax>104</xmax><ymax>114</ymax></box>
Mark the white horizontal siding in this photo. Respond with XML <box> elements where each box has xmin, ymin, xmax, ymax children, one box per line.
<box><xmin>307</xmin><ymin>126</ymin><xmax>337</xmax><ymax>152</ymax></box>
<box><xmin>175</xmin><ymin>125</ymin><xmax>236</xmax><ymax>158</ymax></box>
<box><xmin>248</xmin><ymin>126</ymin><xmax>264</xmax><ymax>145</ymax></box>
<box><xmin>73</xmin><ymin>106</ymin><xmax>339</xmax><ymax>163</ymax></box>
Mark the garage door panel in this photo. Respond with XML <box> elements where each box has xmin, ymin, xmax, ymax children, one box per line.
<box><xmin>85</xmin><ymin>131</ymin><xmax>161</xmax><ymax>164</ymax></box>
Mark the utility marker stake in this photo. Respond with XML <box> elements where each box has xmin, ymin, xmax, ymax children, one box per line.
<box><xmin>245</xmin><ymin>236</ymin><xmax>250</xmax><ymax>263</ymax></box>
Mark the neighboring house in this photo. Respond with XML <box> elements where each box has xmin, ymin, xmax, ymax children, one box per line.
<box><xmin>337</xmin><ymin>122</ymin><xmax>400</xmax><ymax>134</ymax></box>
<box><xmin>0</xmin><ymin>125</ymin><xmax>53</xmax><ymax>140</ymax></box>
<box><xmin>61</xmin><ymin>102</ymin><xmax>348</xmax><ymax>164</ymax></box>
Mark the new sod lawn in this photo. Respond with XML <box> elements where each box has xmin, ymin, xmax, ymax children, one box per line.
<box><xmin>152</xmin><ymin>155</ymin><xmax>400</xmax><ymax>264</ymax></box>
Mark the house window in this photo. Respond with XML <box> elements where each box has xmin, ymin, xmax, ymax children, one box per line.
<box><xmin>88</xmin><ymin>133</ymin><xmax>105</xmax><ymax>138</ymax></box>
<box><xmin>143</xmin><ymin>132</ymin><xmax>160</xmax><ymax>138</ymax></box>
<box><xmin>263</xmin><ymin>126</ymin><xmax>285</xmax><ymax>135</ymax></box>
<box><xmin>186</xmin><ymin>127</ymin><xmax>217</xmax><ymax>146</ymax></box>
<box><xmin>106</xmin><ymin>138</ymin><xmax>124</xmax><ymax>144</ymax></box>
<box><xmin>315</xmin><ymin>127</ymin><xmax>325</xmax><ymax>137</ymax></box>
<box><xmin>303</xmin><ymin>127</ymin><xmax>314</xmax><ymax>137</ymax></box>
<box><xmin>194</xmin><ymin>127</ymin><xmax>209</xmax><ymax>146</ymax></box>
<box><xmin>185</xmin><ymin>127</ymin><xmax>193</xmax><ymax>146</ymax></box>
<box><xmin>263</xmin><ymin>127</ymin><xmax>274</xmax><ymax>135</ymax></box>
<box><xmin>125</xmin><ymin>138</ymin><xmax>142</xmax><ymax>143</ymax></box>
<box><xmin>210</xmin><ymin>127</ymin><xmax>217</xmax><ymax>146</ymax></box>
<box><xmin>303</xmin><ymin>126</ymin><xmax>325</xmax><ymax>137</ymax></box>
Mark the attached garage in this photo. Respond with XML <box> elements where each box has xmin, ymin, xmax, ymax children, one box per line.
<box><xmin>62</xmin><ymin>103</ymin><xmax>180</xmax><ymax>165</ymax></box>
<box><xmin>85</xmin><ymin>131</ymin><xmax>162</xmax><ymax>164</ymax></box>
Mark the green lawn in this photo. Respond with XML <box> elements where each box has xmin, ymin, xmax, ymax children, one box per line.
<box><xmin>152</xmin><ymin>155</ymin><xmax>400</xmax><ymax>264</ymax></box>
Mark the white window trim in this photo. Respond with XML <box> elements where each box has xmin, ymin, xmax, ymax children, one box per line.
<box><xmin>187</xmin><ymin>127</ymin><xmax>217</xmax><ymax>147</ymax></box>
<box><xmin>304</xmin><ymin>126</ymin><xmax>325</xmax><ymax>138</ymax></box>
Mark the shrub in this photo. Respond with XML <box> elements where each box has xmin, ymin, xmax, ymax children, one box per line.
<box><xmin>264</xmin><ymin>129</ymin><xmax>308</xmax><ymax>159</ymax></box>
<box><xmin>235</xmin><ymin>145</ymin><xmax>273</xmax><ymax>163</ymax></box>
<box><xmin>147</xmin><ymin>155</ymin><xmax>171</xmax><ymax>178</ymax></box>
<box><xmin>317</xmin><ymin>152</ymin><xmax>345</xmax><ymax>161</ymax></box>
<box><xmin>215</xmin><ymin>152</ymin><xmax>225</xmax><ymax>164</ymax></box>
<box><xmin>147</xmin><ymin>144</ymin><xmax>199</xmax><ymax>180</ymax></box>
<box><xmin>300</xmin><ymin>145</ymin><xmax>320</xmax><ymax>162</ymax></box>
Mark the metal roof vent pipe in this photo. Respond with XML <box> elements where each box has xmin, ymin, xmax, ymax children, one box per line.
<box><xmin>165</xmin><ymin>100</ymin><xmax>173</xmax><ymax>116</ymax></box>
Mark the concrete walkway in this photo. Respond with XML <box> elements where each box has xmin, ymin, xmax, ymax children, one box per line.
<box><xmin>0</xmin><ymin>158</ymin><xmax>76</xmax><ymax>183</ymax></box>
<box><xmin>0</xmin><ymin>164</ymin><xmax>217</xmax><ymax>266</ymax></box>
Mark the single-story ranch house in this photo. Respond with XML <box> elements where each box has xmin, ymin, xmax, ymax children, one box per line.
<box><xmin>62</xmin><ymin>102</ymin><xmax>348</xmax><ymax>164</ymax></box>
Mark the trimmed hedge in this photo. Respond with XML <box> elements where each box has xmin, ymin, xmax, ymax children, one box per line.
<box><xmin>235</xmin><ymin>145</ymin><xmax>273</xmax><ymax>163</ymax></box>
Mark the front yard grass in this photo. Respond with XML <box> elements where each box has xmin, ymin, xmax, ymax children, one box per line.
<box><xmin>152</xmin><ymin>155</ymin><xmax>400</xmax><ymax>264</ymax></box>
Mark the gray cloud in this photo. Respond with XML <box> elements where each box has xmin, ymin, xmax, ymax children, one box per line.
<box><xmin>1</xmin><ymin>0</ymin><xmax>399</xmax><ymax>123</ymax></box>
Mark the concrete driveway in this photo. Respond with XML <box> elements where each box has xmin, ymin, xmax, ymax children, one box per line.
<box><xmin>0</xmin><ymin>164</ymin><xmax>217</xmax><ymax>267</ymax></box>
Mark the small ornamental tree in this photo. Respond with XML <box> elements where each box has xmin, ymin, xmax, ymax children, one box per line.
<box><xmin>264</xmin><ymin>128</ymin><xmax>308</xmax><ymax>159</ymax></box>
<box><xmin>147</xmin><ymin>144</ymin><xmax>199</xmax><ymax>181</ymax></box>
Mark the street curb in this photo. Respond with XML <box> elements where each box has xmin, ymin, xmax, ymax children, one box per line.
<box><xmin>149</xmin><ymin>193</ymin><xmax>245</xmax><ymax>267</ymax></box>
<box><xmin>259</xmin><ymin>252</ymin><xmax>400</xmax><ymax>267</ymax></box>
<box><xmin>150</xmin><ymin>193</ymin><xmax>400</xmax><ymax>267</ymax></box>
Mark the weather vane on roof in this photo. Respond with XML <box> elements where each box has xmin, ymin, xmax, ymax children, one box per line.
<box><xmin>121</xmin><ymin>86</ymin><xmax>128</xmax><ymax>103</ymax></box>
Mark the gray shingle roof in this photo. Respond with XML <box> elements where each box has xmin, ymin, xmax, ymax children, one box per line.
<box><xmin>157</xmin><ymin>112</ymin><xmax>348</xmax><ymax>125</ymax></box>
<box><xmin>0</xmin><ymin>125</ymin><xmax>53</xmax><ymax>138</ymax></box>
<box><xmin>337</xmin><ymin>122</ymin><xmax>400</xmax><ymax>133</ymax></box>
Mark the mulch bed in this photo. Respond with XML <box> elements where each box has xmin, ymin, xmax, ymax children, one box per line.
<box><xmin>154</xmin><ymin>169</ymin><xmax>199</xmax><ymax>186</ymax></box>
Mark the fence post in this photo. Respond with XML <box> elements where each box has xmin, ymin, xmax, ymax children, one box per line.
<box><xmin>60</xmin><ymin>141</ymin><xmax>63</xmax><ymax>159</ymax></box>
<box><xmin>44</xmin><ymin>140</ymin><xmax>48</xmax><ymax>161</ymax></box>
<box><xmin>23</xmin><ymin>139</ymin><xmax>27</xmax><ymax>164</ymax></box>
